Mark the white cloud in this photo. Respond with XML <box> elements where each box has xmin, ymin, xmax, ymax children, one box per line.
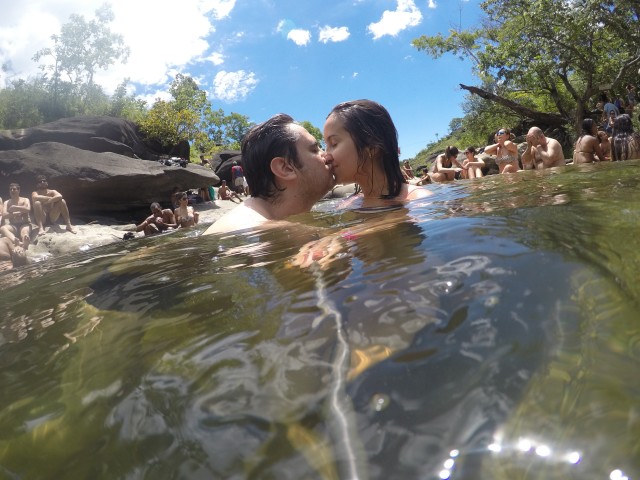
<box><xmin>367</xmin><ymin>0</ymin><xmax>423</xmax><ymax>40</ymax></box>
<box><xmin>428</xmin><ymin>0</ymin><xmax>437</xmax><ymax>8</ymax></box>
<box><xmin>212</xmin><ymin>70</ymin><xmax>258</xmax><ymax>102</ymax></box>
<box><xmin>318</xmin><ymin>26</ymin><xmax>350</xmax><ymax>43</ymax></box>
<box><xmin>206</xmin><ymin>52</ymin><xmax>225</xmax><ymax>66</ymax></box>
<box><xmin>0</xmin><ymin>0</ymin><xmax>238</xmax><ymax>94</ymax></box>
<box><xmin>287</xmin><ymin>29</ymin><xmax>311</xmax><ymax>46</ymax></box>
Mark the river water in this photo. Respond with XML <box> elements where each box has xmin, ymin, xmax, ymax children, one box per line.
<box><xmin>0</xmin><ymin>161</ymin><xmax>639</xmax><ymax>479</ymax></box>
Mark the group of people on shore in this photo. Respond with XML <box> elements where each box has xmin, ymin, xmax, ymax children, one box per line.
<box><xmin>424</xmin><ymin>110</ymin><xmax>639</xmax><ymax>183</ymax></box>
<box><xmin>0</xmin><ymin>175</ymin><xmax>76</xmax><ymax>270</ymax></box>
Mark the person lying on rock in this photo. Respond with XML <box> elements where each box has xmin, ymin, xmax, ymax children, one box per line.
<box><xmin>32</xmin><ymin>175</ymin><xmax>76</xmax><ymax>234</ymax></box>
<box><xmin>0</xmin><ymin>237</ymin><xmax>27</xmax><ymax>271</ymax></box>
<box><xmin>135</xmin><ymin>202</ymin><xmax>178</xmax><ymax>236</ymax></box>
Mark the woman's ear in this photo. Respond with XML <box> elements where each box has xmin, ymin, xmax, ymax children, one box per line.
<box><xmin>270</xmin><ymin>156</ymin><xmax>297</xmax><ymax>181</ymax></box>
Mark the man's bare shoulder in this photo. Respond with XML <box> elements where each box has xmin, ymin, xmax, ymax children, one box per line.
<box><xmin>204</xmin><ymin>203</ymin><xmax>266</xmax><ymax>235</ymax></box>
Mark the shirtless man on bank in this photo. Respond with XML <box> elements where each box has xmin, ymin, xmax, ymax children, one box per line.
<box><xmin>1</xmin><ymin>183</ymin><xmax>32</xmax><ymax>248</ymax></box>
<box><xmin>32</xmin><ymin>176</ymin><xmax>76</xmax><ymax>234</ymax></box>
<box><xmin>521</xmin><ymin>127</ymin><xmax>566</xmax><ymax>170</ymax></box>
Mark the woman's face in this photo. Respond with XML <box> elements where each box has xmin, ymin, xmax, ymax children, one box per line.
<box><xmin>323</xmin><ymin>114</ymin><xmax>361</xmax><ymax>184</ymax></box>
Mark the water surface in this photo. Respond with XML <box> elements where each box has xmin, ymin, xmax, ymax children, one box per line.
<box><xmin>1</xmin><ymin>161</ymin><xmax>639</xmax><ymax>479</ymax></box>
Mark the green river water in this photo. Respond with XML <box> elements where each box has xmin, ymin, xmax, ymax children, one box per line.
<box><xmin>0</xmin><ymin>160</ymin><xmax>639</xmax><ymax>479</ymax></box>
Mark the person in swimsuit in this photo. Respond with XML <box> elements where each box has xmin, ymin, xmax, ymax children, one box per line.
<box><xmin>174</xmin><ymin>193</ymin><xmax>199</xmax><ymax>228</ymax></box>
<box><xmin>31</xmin><ymin>175</ymin><xmax>76</xmax><ymax>234</ymax></box>
<box><xmin>204</xmin><ymin>113</ymin><xmax>335</xmax><ymax>235</ymax></box>
<box><xmin>573</xmin><ymin>118</ymin><xmax>606</xmax><ymax>164</ymax></box>
<box><xmin>0</xmin><ymin>237</ymin><xmax>28</xmax><ymax>271</ymax></box>
<box><xmin>597</xmin><ymin>130</ymin><xmax>611</xmax><ymax>160</ymax></box>
<box><xmin>462</xmin><ymin>146</ymin><xmax>485</xmax><ymax>178</ymax></box>
<box><xmin>136</xmin><ymin>202</ymin><xmax>178</xmax><ymax>236</ymax></box>
<box><xmin>610</xmin><ymin>114</ymin><xmax>640</xmax><ymax>161</ymax></box>
<box><xmin>323</xmin><ymin>99</ymin><xmax>431</xmax><ymax>208</ymax></box>
<box><xmin>430</xmin><ymin>146</ymin><xmax>463</xmax><ymax>182</ymax></box>
<box><xmin>484</xmin><ymin>128</ymin><xmax>520</xmax><ymax>173</ymax></box>
<box><xmin>521</xmin><ymin>126</ymin><xmax>565</xmax><ymax>169</ymax></box>
<box><xmin>1</xmin><ymin>183</ymin><xmax>32</xmax><ymax>248</ymax></box>
<box><xmin>217</xmin><ymin>180</ymin><xmax>243</xmax><ymax>203</ymax></box>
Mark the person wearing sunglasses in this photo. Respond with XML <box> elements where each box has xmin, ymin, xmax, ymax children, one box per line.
<box><xmin>484</xmin><ymin>128</ymin><xmax>519</xmax><ymax>174</ymax></box>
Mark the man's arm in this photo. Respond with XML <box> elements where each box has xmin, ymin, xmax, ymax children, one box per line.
<box><xmin>8</xmin><ymin>198</ymin><xmax>31</xmax><ymax>214</ymax></box>
<box><xmin>521</xmin><ymin>142</ymin><xmax>536</xmax><ymax>170</ymax></box>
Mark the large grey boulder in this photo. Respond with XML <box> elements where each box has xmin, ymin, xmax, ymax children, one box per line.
<box><xmin>0</xmin><ymin>116</ymin><xmax>218</xmax><ymax>217</ymax></box>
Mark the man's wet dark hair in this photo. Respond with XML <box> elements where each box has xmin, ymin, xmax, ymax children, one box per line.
<box><xmin>327</xmin><ymin>99</ymin><xmax>405</xmax><ymax>199</ymax></box>
<box><xmin>242</xmin><ymin>113</ymin><xmax>301</xmax><ymax>200</ymax></box>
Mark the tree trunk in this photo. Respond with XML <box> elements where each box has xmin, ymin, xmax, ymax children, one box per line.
<box><xmin>460</xmin><ymin>84</ymin><xmax>566</xmax><ymax>128</ymax></box>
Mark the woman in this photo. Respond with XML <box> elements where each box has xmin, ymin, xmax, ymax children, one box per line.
<box><xmin>430</xmin><ymin>146</ymin><xmax>462</xmax><ymax>182</ymax></box>
<box><xmin>573</xmin><ymin>118</ymin><xmax>605</xmax><ymax>164</ymax></box>
<box><xmin>174</xmin><ymin>192</ymin><xmax>199</xmax><ymax>228</ymax></box>
<box><xmin>484</xmin><ymin>128</ymin><xmax>519</xmax><ymax>173</ymax></box>
<box><xmin>323</xmin><ymin>99</ymin><xmax>430</xmax><ymax>208</ymax></box>
<box><xmin>611</xmin><ymin>114</ymin><xmax>640</xmax><ymax>161</ymax></box>
<box><xmin>462</xmin><ymin>146</ymin><xmax>485</xmax><ymax>178</ymax></box>
<box><xmin>597</xmin><ymin>130</ymin><xmax>611</xmax><ymax>160</ymax></box>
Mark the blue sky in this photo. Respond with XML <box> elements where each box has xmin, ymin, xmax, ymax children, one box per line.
<box><xmin>0</xmin><ymin>0</ymin><xmax>484</xmax><ymax>158</ymax></box>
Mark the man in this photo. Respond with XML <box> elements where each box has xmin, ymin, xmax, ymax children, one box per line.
<box><xmin>521</xmin><ymin>127</ymin><xmax>566</xmax><ymax>170</ymax></box>
<box><xmin>0</xmin><ymin>237</ymin><xmax>27</xmax><ymax>271</ymax></box>
<box><xmin>1</xmin><ymin>183</ymin><xmax>32</xmax><ymax>248</ymax></box>
<box><xmin>204</xmin><ymin>114</ymin><xmax>335</xmax><ymax>235</ymax></box>
<box><xmin>135</xmin><ymin>202</ymin><xmax>178</xmax><ymax>236</ymax></box>
<box><xmin>217</xmin><ymin>180</ymin><xmax>243</xmax><ymax>204</ymax></box>
<box><xmin>32</xmin><ymin>175</ymin><xmax>76</xmax><ymax>234</ymax></box>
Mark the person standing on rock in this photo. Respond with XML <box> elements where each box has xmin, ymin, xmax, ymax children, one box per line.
<box><xmin>32</xmin><ymin>175</ymin><xmax>76</xmax><ymax>235</ymax></box>
<box><xmin>1</xmin><ymin>183</ymin><xmax>33</xmax><ymax>249</ymax></box>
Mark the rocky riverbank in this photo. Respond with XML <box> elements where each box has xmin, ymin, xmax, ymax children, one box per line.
<box><xmin>25</xmin><ymin>200</ymin><xmax>240</xmax><ymax>262</ymax></box>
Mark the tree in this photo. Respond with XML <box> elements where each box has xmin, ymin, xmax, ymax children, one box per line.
<box><xmin>32</xmin><ymin>3</ymin><xmax>129</xmax><ymax>114</ymax></box>
<box><xmin>300</xmin><ymin>121</ymin><xmax>324</xmax><ymax>148</ymax></box>
<box><xmin>412</xmin><ymin>0</ymin><xmax>640</xmax><ymax>134</ymax></box>
<box><xmin>198</xmin><ymin>108</ymin><xmax>252</xmax><ymax>152</ymax></box>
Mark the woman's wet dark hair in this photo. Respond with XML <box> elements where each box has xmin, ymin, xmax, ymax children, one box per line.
<box><xmin>241</xmin><ymin>113</ymin><xmax>301</xmax><ymax>199</ymax></box>
<box><xmin>464</xmin><ymin>146</ymin><xmax>476</xmax><ymax>154</ymax></box>
<box><xmin>445</xmin><ymin>146</ymin><xmax>459</xmax><ymax>159</ymax></box>
<box><xmin>611</xmin><ymin>114</ymin><xmax>636</xmax><ymax>161</ymax></box>
<box><xmin>327</xmin><ymin>99</ymin><xmax>405</xmax><ymax>199</ymax></box>
<box><xmin>581</xmin><ymin>118</ymin><xmax>596</xmax><ymax>136</ymax></box>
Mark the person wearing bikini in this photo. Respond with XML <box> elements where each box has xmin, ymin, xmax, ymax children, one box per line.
<box><xmin>573</xmin><ymin>118</ymin><xmax>606</xmax><ymax>164</ymax></box>
<box><xmin>484</xmin><ymin>128</ymin><xmax>520</xmax><ymax>174</ymax></box>
<box><xmin>174</xmin><ymin>193</ymin><xmax>200</xmax><ymax>228</ymax></box>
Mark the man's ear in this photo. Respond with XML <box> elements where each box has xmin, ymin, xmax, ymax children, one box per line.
<box><xmin>270</xmin><ymin>156</ymin><xmax>297</xmax><ymax>181</ymax></box>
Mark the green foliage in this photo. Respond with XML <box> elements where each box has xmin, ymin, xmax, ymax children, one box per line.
<box><xmin>31</xmin><ymin>4</ymin><xmax>129</xmax><ymax>117</ymax></box>
<box><xmin>412</xmin><ymin>0</ymin><xmax>640</xmax><ymax>136</ymax></box>
<box><xmin>299</xmin><ymin>121</ymin><xmax>324</xmax><ymax>148</ymax></box>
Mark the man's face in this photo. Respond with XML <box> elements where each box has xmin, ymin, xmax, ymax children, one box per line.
<box><xmin>290</xmin><ymin>124</ymin><xmax>334</xmax><ymax>199</ymax></box>
<box><xmin>151</xmin><ymin>205</ymin><xmax>162</xmax><ymax>217</ymax></box>
<box><xmin>9</xmin><ymin>185</ymin><xmax>20</xmax><ymax>198</ymax></box>
<box><xmin>37</xmin><ymin>178</ymin><xmax>48</xmax><ymax>189</ymax></box>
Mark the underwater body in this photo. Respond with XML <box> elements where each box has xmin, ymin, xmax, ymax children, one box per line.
<box><xmin>0</xmin><ymin>161</ymin><xmax>639</xmax><ymax>479</ymax></box>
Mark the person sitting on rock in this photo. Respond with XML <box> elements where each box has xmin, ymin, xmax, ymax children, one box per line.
<box><xmin>174</xmin><ymin>192</ymin><xmax>200</xmax><ymax>228</ymax></box>
<box><xmin>0</xmin><ymin>237</ymin><xmax>27</xmax><ymax>271</ymax></box>
<box><xmin>1</xmin><ymin>183</ymin><xmax>32</xmax><ymax>249</ymax></box>
<box><xmin>135</xmin><ymin>202</ymin><xmax>178</xmax><ymax>236</ymax></box>
<box><xmin>31</xmin><ymin>175</ymin><xmax>76</xmax><ymax>235</ymax></box>
<box><xmin>217</xmin><ymin>180</ymin><xmax>243</xmax><ymax>203</ymax></box>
